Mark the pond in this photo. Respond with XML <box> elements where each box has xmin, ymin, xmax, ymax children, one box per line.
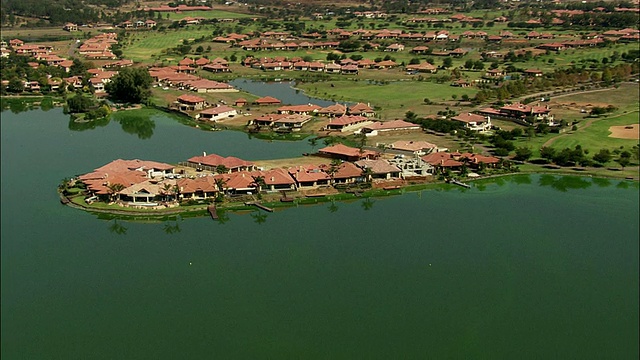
<box><xmin>1</xmin><ymin>106</ymin><xmax>638</xmax><ymax>359</ymax></box>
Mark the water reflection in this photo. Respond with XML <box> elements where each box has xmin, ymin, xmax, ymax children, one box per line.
<box><xmin>68</xmin><ymin>115</ymin><xmax>110</xmax><ymax>132</ymax></box>
<box><xmin>616</xmin><ymin>181</ymin><xmax>630</xmax><ymax>189</ymax></box>
<box><xmin>538</xmin><ymin>175</ymin><xmax>592</xmax><ymax>192</ymax></box>
<box><xmin>250</xmin><ymin>211</ymin><xmax>268</xmax><ymax>224</ymax></box>
<box><xmin>108</xmin><ymin>219</ymin><xmax>128</xmax><ymax>235</ymax></box>
<box><xmin>112</xmin><ymin>111</ymin><xmax>156</xmax><ymax>139</ymax></box>
<box><xmin>592</xmin><ymin>177</ymin><xmax>612</xmax><ymax>188</ymax></box>
<box><xmin>163</xmin><ymin>221</ymin><xmax>182</xmax><ymax>234</ymax></box>
<box><xmin>328</xmin><ymin>200</ymin><xmax>339</xmax><ymax>213</ymax></box>
<box><xmin>511</xmin><ymin>174</ymin><xmax>532</xmax><ymax>185</ymax></box>
<box><xmin>361</xmin><ymin>197</ymin><xmax>375</xmax><ymax>211</ymax></box>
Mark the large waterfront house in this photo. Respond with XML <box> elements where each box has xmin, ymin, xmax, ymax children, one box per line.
<box><xmin>175</xmin><ymin>94</ymin><xmax>208</xmax><ymax>112</ymax></box>
<box><xmin>318</xmin><ymin>144</ymin><xmax>379</xmax><ymax>162</ymax></box>
<box><xmin>196</xmin><ymin>105</ymin><xmax>237</xmax><ymax>122</ymax></box>
<box><xmin>354</xmin><ymin>159</ymin><xmax>402</xmax><ymax>180</ymax></box>
<box><xmin>388</xmin><ymin>140</ymin><xmax>438</xmax><ymax>155</ymax></box>
<box><xmin>287</xmin><ymin>165</ymin><xmax>331</xmax><ymax>188</ymax></box>
<box><xmin>185</xmin><ymin>153</ymin><xmax>256</xmax><ymax>173</ymax></box>
<box><xmin>324</xmin><ymin>115</ymin><xmax>374</xmax><ymax>132</ymax></box>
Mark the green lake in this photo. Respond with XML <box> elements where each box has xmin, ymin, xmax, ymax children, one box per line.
<box><xmin>1</xmin><ymin>106</ymin><xmax>638</xmax><ymax>359</ymax></box>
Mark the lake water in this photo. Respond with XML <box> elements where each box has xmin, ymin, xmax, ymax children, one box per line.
<box><xmin>229</xmin><ymin>79</ymin><xmax>350</xmax><ymax>107</ymax></box>
<box><xmin>1</xmin><ymin>106</ymin><xmax>639</xmax><ymax>359</ymax></box>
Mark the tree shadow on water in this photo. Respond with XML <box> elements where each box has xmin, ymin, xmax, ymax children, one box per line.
<box><xmin>112</xmin><ymin>111</ymin><xmax>155</xmax><ymax>139</ymax></box>
<box><xmin>539</xmin><ymin>174</ymin><xmax>592</xmax><ymax>192</ymax></box>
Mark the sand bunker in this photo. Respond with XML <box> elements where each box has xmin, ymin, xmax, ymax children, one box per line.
<box><xmin>608</xmin><ymin>124</ymin><xmax>639</xmax><ymax>139</ymax></box>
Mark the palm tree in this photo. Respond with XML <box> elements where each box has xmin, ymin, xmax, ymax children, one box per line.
<box><xmin>162</xmin><ymin>183</ymin><xmax>173</xmax><ymax>202</ymax></box>
<box><xmin>215</xmin><ymin>165</ymin><xmax>228</xmax><ymax>174</ymax></box>
<box><xmin>214</xmin><ymin>177</ymin><xmax>227</xmax><ymax>202</ymax></box>
<box><xmin>106</xmin><ymin>183</ymin><xmax>125</xmax><ymax>203</ymax></box>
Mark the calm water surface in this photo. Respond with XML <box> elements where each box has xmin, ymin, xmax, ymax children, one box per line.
<box><xmin>1</xmin><ymin>107</ymin><xmax>638</xmax><ymax>359</ymax></box>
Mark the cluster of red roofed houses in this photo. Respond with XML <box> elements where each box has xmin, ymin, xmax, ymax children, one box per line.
<box><xmin>76</xmin><ymin>143</ymin><xmax>501</xmax><ymax>207</ymax></box>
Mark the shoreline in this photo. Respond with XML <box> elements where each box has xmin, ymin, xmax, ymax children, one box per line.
<box><xmin>59</xmin><ymin>171</ymin><xmax>639</xmax><ymax>220</ymax></box>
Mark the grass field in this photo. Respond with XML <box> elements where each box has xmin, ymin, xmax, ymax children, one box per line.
<box><xmin>549</xmin><ymin>111</ymin><xmax>639</xmax><ymax>152</ymax></box>
<box><xmin>122</xmin><ymin>27</ymin><xmax>217</xmax><ymax>61</ymax></box>
<box><xmin>1</xmin><ymin>27</ymin><xmax>86</xmax><ymax>42</ymax></box>
<box><xmin>296</xmin><ymin>79</ymin><xmax>478</xmax><ymax>117</ymax></box>
<box><xmin>164</xmin><ymin>10</ymin><xmax>255</xmax><ymax>21</ymax></box>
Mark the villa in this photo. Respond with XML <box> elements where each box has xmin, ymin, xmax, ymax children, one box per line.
<box><xmin>450</xmin><ymin>113</ymin><xmax>492</xmax><ymax>132</ymax></box>
<box><xmin>196</xmin><ymin>105</ymin><xmax>237</xmax><ymax>122</ymax></box>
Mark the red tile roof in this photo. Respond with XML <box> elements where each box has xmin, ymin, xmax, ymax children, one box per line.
<box><xmin>177</xmin><ymin>94</ymin><xmax>206</xmax><ymax>104</ymax></box>
<box><xmin>254</xmin><ymin>96</ymin><xmax>281</xmax><ymax>105</ymax></box>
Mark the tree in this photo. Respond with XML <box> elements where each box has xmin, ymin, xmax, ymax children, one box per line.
<box><xmin>215</xmin><ymin>165</ymin><xmax>228</xmax><ymax>174</ymax></box>
<box><xmin>107</xmin><ymin>183</ymin><xmax>125</xmax><ymax>202</ymax></box>
<box><xmin>308</xmin><ymin>137</ymin><xmax>318</xmax><ymax>152</ymax></box>
<box><xmin>514</xmin><ymin>147</ymin><xmax>533</xmax><ymax>161</ymax></box>
<box><xmin>7</xmin><ymin>77</ymin><xmax>24</xmax><ymax>93</ymax></box>
<box><xmin>592</xmin><ymin>148</ymin><xmax>612</xmax><ymax>165</ymax></box>
<box><xmin>616</xmin><ymin>151</ymin><xmax>631</xmax><ymax>169</ymax></box>
<box><xmin>540</xmin><ymin>146</ymin><xmax>556</xmax><ymax>162</ymax></box>
<box><xmin>105</xmin><ymin>67</ymin><xmax>153</xmax><ymax>104</ymax></box>
<box><xmin>442</xmin><ymin>57</ymin><xmax>453</xmax><ymax>68</ymax></box>
<box><xmin>66</xmin><ymin>95</ymin><xmax>94</xmax><ymax>113</ymax></box>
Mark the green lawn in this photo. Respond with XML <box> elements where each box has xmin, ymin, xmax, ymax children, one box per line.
<box><xmin>550</xmin><ymin>111</ymin><xmax>639</xmax><ymax>153</ymax></box>
<box><xmin>165</xmin><ymin>10</ymin><xmax>256</xmax><ymax>21</ymax></box>
<box><xmin>297</xmin><ymin>79</ymin><xmax>477</xmax><ymax>112</ymax></box>
<box><xmin>122</xmin><ymin>28</ymin><xmax>218</xmax><ymax>61</ymax></box>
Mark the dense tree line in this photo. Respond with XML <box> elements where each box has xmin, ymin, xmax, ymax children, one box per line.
<box><xmin>0</xmin><ymin>0</ymin><xmax>131</xmax><ymax>26</ymax></box>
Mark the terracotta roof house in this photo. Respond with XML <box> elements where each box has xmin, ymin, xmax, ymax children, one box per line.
<box><xmin>196</xmin><ymin>105</ymin><xmax>237</xmax><ymax>121</ymax></box>
<box><xmin>194</xmin><ymin>57</ymin><xmax>210</xmax><ymax>66</ymax></box>
<box><xmin>252</xmin><ymin>168</ymin><xmax>297</xmax><ymax>192</ymax></box>
<box><xmin>411</xmin><ymin>46</ymin><xmax>429</xmax><ymax>54</ymax></box>
<box><xmin>318</xmin><ymin>103</ymin><xmax>347</xmax><ymax>117</ymax></box>
<box><xmin>186</xmin><ymin>153</ymin><xmax>255</xmax><ymax>173</ymax></box>
<box><xmin>324</xmin><ymin>63</ymin><xmax>342</xmax><ymax>73</ymax></box>
<box><xmin>325</xmin><ymin>115</ymin><xmax>373</xmax><ymax>132</ymax></box>
<box><xmin>178</xmin><ymin>57</ymin><xmax>196</xmax><ymax>67</ymax></box>
<box><xmin>318</xmin><ymin>143</ymin><xmax>378</xmax><ymax>161</ymax></box>
<box><xmin>354</xmin><ymin>159</ymin><xmax>402</xmax><ymax>180</ymax></box>
<box><xmin>357</xmin><ymin>58</ymin><xmax>377</xmax><ymax>68</ymax></box>
<box><xmin>63</xmin><ymin>23</ymin><xmax>78</xmax><ymax>32</ymax></box>
<box><xmin>254</xmin><ymin>96</ymin><xmax>281</xmax><ymax>105</ymax></box>
<box><xmin>214</xmin><ymin>171</ymin><xmax>256</xmax><ymax>194</ymax></box>
<box><xmin>421</xmin><ymin>152</ymin><xmax>464</xmax><ymax>169</ymax></box>
<box><xmin>176</xmin><ymin>176</ymin><xmax>218</xmax><ymax>199</ymax></box>
<box><xmin>175</xmin><ymin>94</ymin><xmax>208</xmax><ymax>111</ymax></box>
<box><xmin>524</xmin><ymin>69</ymin><xmax>543</xmax><ymax>77</ymax></box>
<box><xmin>184</xmin><ymin>79</ymin><xmax>236</xmax><ymax>93</ymax></box>
<box><xmin>406</xmin><ymin>62</ymin><xmax>437</xmax><ymax>73</ymax></box>
<box><xmin>389</xmin><ymin>140</ymin><xmax>438</xmax><ymax>155</ymax></box>
<box><xmin>461</xmin><ymin>153</ymin><xmax>500</xmax><ymax>167</ymax></box>
<box><xmin>79</xmin><ymin>159</ymin><xmax>174</xmax><ymax>197</ymax></box>
<box><xmin>202</xmin><ymin>63</ymin><xmax>231</xmax><ymax>73</ymax></box>
<box><xmin>385</xmin><ymin>43</ymin><xmax>405</xmax><ymax>52</ymax></box>
<box><xmin>272</xmin><ymin>114</ymin><xmax>313</xmax><ymax>130</ymax></box>
<box><xmin>277</xmin><ymin>104</ymin><xmax>321</xmax><ymax>115</ymax></box>
<box><xmin>348</xmin><ymin>103</ymin><xmax>375</xmax><ymax>117</ymax></box>
<box><xmin>341</xmin><ymin>64</ymin><xmax>359</xmax><ymax>74</ymax></box>
<box><xmin>450</xmin><ymin>113</ymin><xmax>492</xmax><ymax>132</ymax></box>
<box><xmin>319</xmin><ymin>161</ymin><xmax>362</xmax><ymax>184</ymax></box>
<box><xmin>361</xmin><ymin>120</ymin><xmax>421</xmax><ymax>135</ymax></box>
<box><xmin>251</xmin><ymin>114</ymin><xmax>287</xmax><ymax>127</ymax></box>
<box><xmin>234</xmin><ymin>98</ymin><xmax>247</xmax><ymax>107</ymax></box>
<box><xmin>375</xmin><ymin>60</ymin><xmax>398</xmax><ymax>69</ymax></box>
<box><xmin>287</xmin><ymin>165</ymin><xmax>331</xmax><ymax>188</ymax></box>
